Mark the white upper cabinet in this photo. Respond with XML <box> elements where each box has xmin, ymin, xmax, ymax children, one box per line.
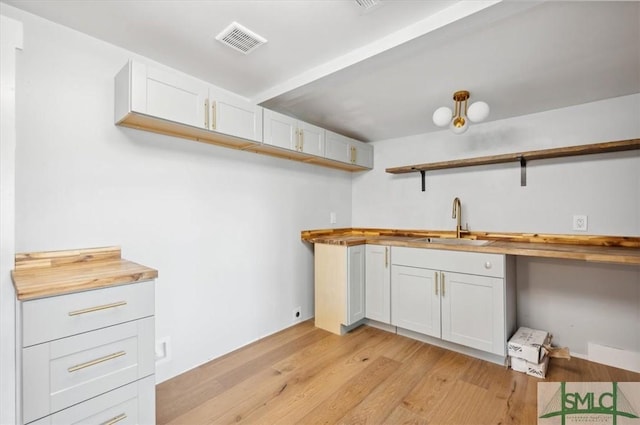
<box><xmin>262</xmin><ymin>109</ymin><xmax>298</xmax><ymax>150</ymax></box>
<box><xmin>115</xmin><ymin>60</ymin><xmax>262</xmax><ymax>142</ymax></box>
<box><xmin>263</xmin><ymin>109</ymin><xmax>325</xmax><ymax>156</ymax></box>
<box><xmin>115</xmin><ymin>59</ymin><xmax>372</xmax><ymax>171</ymax></box>
<box><xmin>298</xmin><ymin>121</ymin><xmax>325</xmax><ymax>157</ymax></box>
<box><xmin>325</xmin><ymin>130</ymin><xmax>373</xmax><ymax>168</ymax></box>
<box><xmin>207</xmin><ymin>87</ymin><xmax>263</xmax><ymax>143</ymax></box>
<box><xmin>116</xmin><ymin>60</ymin><xmax>209</xmax><ymax>129</ymax></box>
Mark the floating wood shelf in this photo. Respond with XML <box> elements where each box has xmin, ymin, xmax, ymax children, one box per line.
<box><xmin>386</xmin><ymin>139</ymin><xmax>640</xmax><ymax>190</ymax></box>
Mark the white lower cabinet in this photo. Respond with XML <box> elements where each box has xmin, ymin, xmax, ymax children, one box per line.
<box><xmin>28</xmin><ymin>375</ymin><xmax>155</xmax><ymax>425</ymax></box>
<box><xmin>19</xmin><ymin>281</ymin><xmax>156</xmax><ymax>425</ymax></box>
<box><xmin>391</xmin><ymin>246</ymin><xmax>515</xmax><ymax>357</ymax></box>
<box><xmin>365</xmin><ymin>245</ymin><xmax>391</xmax><ymax>324</ymax></box>
<box><xmin>391</xmin><ymin>266</ymin><xmax>440</xmax><ymax>337</ymax></box>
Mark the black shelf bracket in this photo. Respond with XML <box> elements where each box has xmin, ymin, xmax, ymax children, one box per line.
<box><xmin>519</xmin><ymin>156</ymin><xmax>527</xmax><ymax>186</ymax></box>
<box><xmin>420</xmin><ymin>170</ymin><xmax>426</xmax><ymax>191</ymax></box>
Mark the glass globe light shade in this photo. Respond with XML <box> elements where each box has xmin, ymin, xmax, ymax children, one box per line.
<box><xmin>432</xmin><ymin>106</ymin><xmax>452</xmax><ymax>127</ymax></box>
<box><xmin>449</xmin><ymin>116</ymin><xmax>469</xmax><ymax>134</ymax></box>
<box><xmin>467</xmin><ymin>101</ymin><xmax>490</xmax><ymax>123</ymax></box>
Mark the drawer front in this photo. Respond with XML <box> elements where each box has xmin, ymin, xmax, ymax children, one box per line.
<box><xmin>22</xmin><ymin>280</ymin><xmax>154</xmax><ymax>347</ymax></box>
<box><xmin>391</xmin><ymin>247</ymin><xmax>505</xmax><ymax>278</ymax></box>
<box><xmin>23</xmin><ymin>318</ymin><xmax>154</xmax><ymax>424</ymax></box>
<box><xmin>27</xmin><ymin>375</ymin><xmax>155</xmax><ymax>425</ymax></box>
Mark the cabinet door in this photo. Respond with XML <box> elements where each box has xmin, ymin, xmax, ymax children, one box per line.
<box><xmin>298</xmin><ymin>121</ymin><xmax>325</xmax><ymax>157</ymax></box>
<box><xmin>209</xmin><ymin>88</ymin><xmax>263</xmax><ymax>142</ymax></box>
<box><xmin>324</xmin><ymin>131</ymin><xmax>352</xmax><ymax>163</ymax></box>
<box><xmin>346</xmin><ymin>245</ymin><xmax>365</xmax><ymax>325</ymax></box>
<box><xmin>391</xmin><ymin>266</ymin><xmax>441</xmax><ymax>337</ymax></box>
<box><xmin>440</xmin><ymin>272</ymin><xmax>505</xmax><ymax>355</ymax></box>
<box><xmin>353</xmin><ymin>140</ymin><xmax>373</xmax><ymax>168</ymax></box>
<box><xmin>365</xmin><ymin>245</ymin><xmax>391</xmax><ymax>324</ymax></box>
<box><xmin>135</xmin><ymin>61</ymin><xmax>209</xmax><ymax>129</ymax></box>
<box><xmin>263</xmin><ymin>109</ymin><xmax>297</xmax><ymax>150</ymax></box>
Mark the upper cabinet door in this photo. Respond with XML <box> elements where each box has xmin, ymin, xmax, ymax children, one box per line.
<box><xmin>353</xmin><ymin>141</ymin><xmax>374</xmax><ymax>168</ymax></box>
<box><xmin>133</xmin><ymin>62</ymin><xmax>209</xmax><ymax>129</ymax></box>
<box><xmin>325</xmin><ymin>131</ymin><xmax>352</xmax><ymax>163</ymax></box>
<box><xmin>209</xmin><ymin>88</ymin><xmax>263</xmax><ymax>142</ymax></box>
<box><xmin>298</xmin><ymin>121</ymin><xmax>325</xmax><ymax>157</ymax></box>
<box><xmin>263</xmin><ymin>109</ymin><xmax>297</xmax><ymax>150</ymax></box>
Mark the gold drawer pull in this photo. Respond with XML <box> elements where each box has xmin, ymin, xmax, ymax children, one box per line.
<box><xmin>101</xmin><ymin>413</ymin><xmax>127</xmax><ymax>425</ymax></box>
<box><xmin>68</xmin><ymin>301</ymin><xmax>127</xmax><ymax>316</ymax></box>
<box><xmin>68</xmin><ymin>351</ymin><xmax>126</xmax><ymax>373</ymax></box>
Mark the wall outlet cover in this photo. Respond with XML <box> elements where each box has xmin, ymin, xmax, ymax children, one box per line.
<box><xmin>572</xmin><ymin>215</ymin><xmax>588</xmax><ymax>231</ymax></box>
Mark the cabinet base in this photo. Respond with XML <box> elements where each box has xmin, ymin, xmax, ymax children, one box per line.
<box><xmin>396</xmin><ymin>327</ymin><xmax>507</xmax><ymax>366</ymax></box>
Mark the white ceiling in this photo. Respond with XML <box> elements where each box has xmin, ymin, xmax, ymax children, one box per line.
<box><xmin>3</xmin><ymin>0</ymin><xmax>639</xmax><ymax>141</ymax></box>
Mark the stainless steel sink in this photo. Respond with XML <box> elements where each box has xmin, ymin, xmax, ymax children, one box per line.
<box><xmin>411</xmin><ymin>237</ymin><xmax>490</xmax><ymax>246</ymax></box>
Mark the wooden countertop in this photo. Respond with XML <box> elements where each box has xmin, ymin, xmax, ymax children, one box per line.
<box><xmin>301</xmin><ymin>228</ymin><xmax>640</xmax><ymax>265</ymax></box>
<box><xmin>12</xmin><ymin>246</ymin><xmax>158</xmax><ymax>300</ymax></box>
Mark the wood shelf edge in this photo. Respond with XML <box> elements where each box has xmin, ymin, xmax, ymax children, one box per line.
<box><xmin>118</xmin><ymin>112</ymin><xmax>371</xmax><ymax>173</ymax></box>
<box><xmin>386</xmin><ymin>138</ymin><xmax>640</xmax><ymax>174</ymax></box>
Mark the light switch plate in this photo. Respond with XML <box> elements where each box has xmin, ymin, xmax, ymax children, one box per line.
<box><xmin>330</xmin><ymin>212</ymin><xmax>337</xmax><ymax>224</ymax></box>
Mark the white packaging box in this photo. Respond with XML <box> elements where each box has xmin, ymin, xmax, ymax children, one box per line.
<box><xmin>507</xmin><ymin>327</ymin><xmax>549</xmax><ymax>363</ymax></box>
<box><xmin>510</xmin><ymin>355</ymin><xmax>550</xmax><ymax>378</ymax></box>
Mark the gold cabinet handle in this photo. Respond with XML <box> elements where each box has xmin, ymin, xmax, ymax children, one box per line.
<box><xmin>101</xmin><ymin>413</ymin><xmax>127</xmax><ymax>425</ymax></box>
<box><xmin>68</xmin><ymin>301</ymin><xmax>127</xmax><ymax>316</ymax></box>
<box><xmin>441</xmin><ymin>272</ymin><xmax>445</xmax><ymax>297</ymax></box>
<box><xmin>300</xmin><ymin>129</ymin><xmax>304</xmax><ymax>151</ymax></box>
<box><xmin>211</xmin><ymin>100</ymin><xmax>217</xmax><ymax>130</ymax></box>
<box><xmin>204</xmin><ymin>99</ymin><xmax>209</xmax><ymax>128</ymax></box>
<box><xmin>68</xmin><ymin>350</ymin><xmax>126</xmax><ymax>373</ymax></box>
<box><xmin>434</xmin><ymin>272</ymin><xmax>438</xmax><ymax>295</ymax></box>
<box><xmin>384</xmin><ymin>247</ymin><xmax>388</xmax><ymax>268</ymax></box>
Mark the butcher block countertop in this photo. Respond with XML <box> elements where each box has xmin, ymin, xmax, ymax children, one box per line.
<box><xmin>301</xmin><ymin>228</ymin><xmax>640</xmax><ymax>265</ymax></box>
<box><xmin>11</xmin><ymin>246</ymin><xmax>158</xmax><ymax>301</ymax></box>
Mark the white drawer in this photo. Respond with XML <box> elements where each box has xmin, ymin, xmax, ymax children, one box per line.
<box><xmin>22</xmin><ymin>280</ymin><xmax>154</xmax><ymax>347</ymax></box>
<box><xmin>23</xmin><ymin>317</ymin><xmax>154</xmax><ymax>424</ymax></box>
<box><xmin>391</xmin><ymin>246</ymin><xmax>505</xmax><ymax>278</ymax></box>
<box><xmin>28</xmin><ymin>375</ymin><xmax>155</xmax><ymax>425</ymax></box>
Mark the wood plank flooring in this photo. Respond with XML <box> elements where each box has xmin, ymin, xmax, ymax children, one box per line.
<box><xmin>156</xmin><ymin>320</ymin><xmax>639</xmax><ymax>424</ymax></box>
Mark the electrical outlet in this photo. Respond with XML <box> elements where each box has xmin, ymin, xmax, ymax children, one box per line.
<box><xmin>330</xmin><ymin>212</ymin><xmax>337</xmax><ymax>224</ymax></box>
<box><xmin>293</xmin><ymin>306</ymin><xmax>302</xmax><ymax>321</ymax></box>
<box><xmin>572</xmin><ymin>215</ymin><xmax>588</xmax><ymax>231</ymax></box>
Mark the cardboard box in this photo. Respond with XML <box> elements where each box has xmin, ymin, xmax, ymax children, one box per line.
<box><xmin>510</xmin><ymin>355</ymin><xmax>549</xmax><ymax>378</ymax></box>
<box><xmin>508</xmin><ymin>327</ymin><xmax>550</xmax><ymax>363</ymax></box>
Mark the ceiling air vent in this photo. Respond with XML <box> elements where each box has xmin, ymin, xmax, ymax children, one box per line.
<box><xmin>355</xmin><ymin>0</ymin><xmax>381</xmax><ymax>11</ymax></box>
<box><xmin>215</xmin><ymin>22</ymin><xmax>267</xmax><ymax>54</ymax></box>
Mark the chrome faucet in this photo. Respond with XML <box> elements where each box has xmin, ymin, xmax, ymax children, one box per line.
<box><xmin>452</xmin><ymin>197</ymin><xmax>466</xmax><ymax>238</ymax></box>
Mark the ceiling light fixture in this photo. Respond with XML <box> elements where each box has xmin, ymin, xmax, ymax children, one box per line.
<box><xmin>432</xmin><ymin>90</ymin><xmax>489</xmax><ymax>134</ymax></box>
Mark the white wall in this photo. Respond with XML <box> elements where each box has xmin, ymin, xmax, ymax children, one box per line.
<box><xmin>1</xmin><ymin>4</ymin><xmax>353</xmax><ymax>384</ymax></box>
<box><xmin>0</xmin><ymin>14</ymin><xmax>22</xmax><ymax>425</ymax></box>
<box><xmin>353</xmin><ymin>94</ymin><xmax>640</xmax><ymax>360</ymax></box>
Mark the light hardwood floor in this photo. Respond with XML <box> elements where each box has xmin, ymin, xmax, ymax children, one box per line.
<box><xmin>157</xmin><ymin>320</ymin><xmax>639</xmax><ymax>424</ymax></box>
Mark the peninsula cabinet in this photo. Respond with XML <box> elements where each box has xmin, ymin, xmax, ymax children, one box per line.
<box><xmin>314</xmin><ymin>244</ymin><xmax>365</xmax><ymax>335</ymax></box>
<box><xmin>263</xmin><ymin>109</ymin><xmax>325</xmax><ymax>157</ymax></box>
<box><xmin>325</xmin><ymin>130</ymin><xmax>374</xmax><ymax>168</ymax></box>
<box><xmin>115</xmin><ymin>59</ymin><xmax>263</xmax><ymax>143</ymax></box>
<box><xmin>365</xmin><ymin>245</ymin><xmax>391</xmax><ymax>324</ymax></box>
<box><xmin>391</xmin><ymin>246</ymin><xmax>516</xmax><ymax>357</ymax></box>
